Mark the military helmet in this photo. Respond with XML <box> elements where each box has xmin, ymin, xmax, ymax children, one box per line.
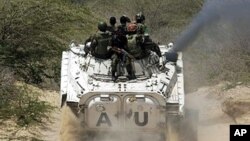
<box><xmin>98</xmin><ymin>21</ymin><xmax>107</xmax><ymax>32</ymax></box>
<box><xmin>168</xmin><ymin>42</ymin><xmax>174</xmax><ymax>48</ymax></box>
<box><xmin>109</xmin><ymin>17</ymin><xmax>116</xmax><ymax>25</ymax></box>
<box><xmin>135</xmin><ymin>12</ymin><xmax>145</xmax><ymax>23</ymax></box>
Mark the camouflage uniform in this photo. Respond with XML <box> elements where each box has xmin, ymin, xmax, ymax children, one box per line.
<box><xmin>134</xmin><ymin>13</ymin><xmax>161</xmax><ymax>57</ymax></box>
<box><xmin>84</xmin><ymin>22</ymin><xmax>112</xmax><ymax>59</ymax></box>
<box><xmin>143</xmin><ymin>34</ymin><xmax>162</xmax><ymax>57</ymax></box>
<box><xmin>111</xmin><ymin>21</ymin><xmax>135</xmax><ymax>81</ymax></box>
<box><xmin>126</xmin><ymin>34</ymin><xmax>150</xmax><ymax>59</ymax></box>
<box><xmin>135</xmin><ymin>12</ymin><xmax>147</xmax><ymax>34</ymax></box>
<box><xmin>137</xmin><ymin>23</ymin><xmax>148</xmax><ymax>34</ymax></box>
<box><xmin>92</xmin><ymin>31</ymin><xmax>112</xmax><ymax>59</ymax></box>
<box><xmin>107</xmin><ymin>25</ymin><xmax>117</xmax><ymax>33</ymax></box>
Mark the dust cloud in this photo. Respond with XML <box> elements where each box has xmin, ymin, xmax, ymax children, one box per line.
<box><xmin>59</xmin><ymin>105</ymin><xmax>200</xmax><ymax>141</ymax></box>
<box><xmin>59</xmin><ymin>106</ymin><xmax>164</xmax><ymax>141</ymax></box>
<box><xmin>185</xmin><ymin>85</ymin><xmax>235</xmax><ymax>141</ymax></box>
<box><xmin>52</xmin><ymin>86</ymin><xmax>249</xmax><ymax>141</ymax></box>
<box><xmin>59</xmin><ymin>106</ymin><xmax>86</xmax><ymax>141</ymax></box>
<box><xmin>168</xmin><ymin>1</ymin><xmax>250</xmax><ymax>140</ymax></box>
<box><xmin>172</xmin><ymin>0</ymin><xmax>250</xmax><ymax>52</ymax></box>
<box><xmin>178</xmin><ymin>0</ymin><xmax>250</xmax><ymax>92</ymax></box>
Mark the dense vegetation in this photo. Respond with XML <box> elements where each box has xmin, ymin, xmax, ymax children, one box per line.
<box><xmin>0</xmin><ymin>0</ymin><xmax>97</xmax><ymax>85</ymax></box>
<box><xmin>0</xmin><ymin>0</ymin><xmax>98</xmax><ymax>126</ymax></box>
<box><xmin>0</xmin><ymin>71</ymin><xmax>53</xmax><ymax>126</ymax></box>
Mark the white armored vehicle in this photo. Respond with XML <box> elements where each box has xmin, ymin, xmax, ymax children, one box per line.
<box><xmin>60</xmin><ymin>41</ymin><xmax>194</xmax><ymax>141</ymax></box>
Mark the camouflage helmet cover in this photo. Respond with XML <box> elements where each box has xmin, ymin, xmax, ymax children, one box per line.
<box><xmin>98</xmin><ymin>21</ymin><xmax>107</xmax><ymax>32</ymax></box>
<box><xmin>136</xmin><ymin>12</ymin><xmax>145</xmax><ymax>23</ymax></box>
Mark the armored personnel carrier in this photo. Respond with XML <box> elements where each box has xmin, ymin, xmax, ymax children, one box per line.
<box><xmin>60</xmin><ymin>41</ymin><xmax>195</xmax><ymax>141</ymax></box>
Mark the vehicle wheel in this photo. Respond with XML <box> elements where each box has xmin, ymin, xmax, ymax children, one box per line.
<box><xmin>61</xmin><ymin>94</ymin><xmax>67</xmax><ymax>107</ymax></box>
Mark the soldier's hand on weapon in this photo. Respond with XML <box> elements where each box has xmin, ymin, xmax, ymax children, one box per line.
<box><xmin>120</xmin><ymin>49</ymin><xmax>136</xmax><ymax>60</ymax></box>
<box><xmin>111</xmin><ymin>46</ymin><xmax>122</xmax><ymax>54</ymax></box>
<box><xmin>117</xmin><ymin>48</ymin><xmax>122</xmax><ymax>53</ymax></box>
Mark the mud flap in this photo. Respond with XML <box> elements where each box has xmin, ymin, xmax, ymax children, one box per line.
<box><xmin>61</xmin><ymin>94</ymin><xmax>67</xmax><ymax>107</ymax></box>
<box><xmin>66</xmin><ymin>102</ymin><xmax>79</xmax><ymax>117</ymax></box>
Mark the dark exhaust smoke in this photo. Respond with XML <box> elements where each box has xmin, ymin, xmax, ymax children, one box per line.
<box><xmin>172</xmin><ymin>0</ymin><xmax>250</xmax><ymax>52</ymax></box>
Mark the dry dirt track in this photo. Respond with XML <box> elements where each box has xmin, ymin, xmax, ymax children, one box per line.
<box><xmin>187</xmin><ymin>85</ymin><xmax>234</xmax><ymax>141</ymax></box>
<box><xmin>186</xmin><ymin>84</ymin><xmax>250</xmax><ymax>141</ymax></box>
<box><xmin>0</xmin><ymin>84</ymin><xmax>250</xmax><ymax>141</ymax></box>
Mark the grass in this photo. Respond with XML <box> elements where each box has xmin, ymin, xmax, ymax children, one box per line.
<box><xmin>0</xmin><ymin>81</ymin><xmax>54</xmax><ymax>126</ymax></box>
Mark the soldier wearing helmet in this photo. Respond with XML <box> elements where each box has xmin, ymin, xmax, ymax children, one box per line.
<box><xmin>134</xmin><ymin>12</ymin><xmax>161</xmax><ymax>57</ymax></box>
<box><xmin>135</xmin><ymin>12</ymin><xmax>145</xmax><ymax>23</ymax></box>
<box><xmin>135</xmin><ymin>12</ymin><xmax>148</xmax><ymax>34</ymax></box>
<box><xmin>84</xmin><ymin>21</ymin><xmax>112</xmax><ymax>59</ymax></box>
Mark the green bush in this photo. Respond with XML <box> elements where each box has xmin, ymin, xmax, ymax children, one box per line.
<box><xmin>0</xmin><ymin>0</ymin><xmax>97</xmax><ymax>85</ymax></box>
<box><xmin>0</xmin><ymin>0</ymin><xmax>100</xmax><ymax>126</ymax></box>
<box><xmin>14</xmin><ymin>86</ymin><xmax>54</xmax><ymax>126</ymax></box>
<box><xmin>0</xmin><ymin>68</ymin><xmax>53</xmax><ymax>126</ymax></box>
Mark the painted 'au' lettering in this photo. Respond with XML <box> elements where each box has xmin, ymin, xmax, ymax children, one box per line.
<box><xmin>134</xmin><ymin>112</ymin><xmax>148</xmax><ymax>126</ymax></box>
<box><xmin>96</xmin><ymin>112</ymin><xmax>112</xmax><ymax>127</ymax></box>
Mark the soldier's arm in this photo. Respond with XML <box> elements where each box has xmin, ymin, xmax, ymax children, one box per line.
<box><xmin>154</xmin><ymin>43</ymin><xmax>162</xmax><ymax>57</ymax></box>
<box><xmin>83</xmin><ymin>36</ymin><xmax>93</xmax><ymax>56</ymax></box>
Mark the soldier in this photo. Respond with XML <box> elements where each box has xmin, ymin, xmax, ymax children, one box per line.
<box><xmin>110</xmin><ymin>16</ymin><xmax>136</xmax><ymax>81</ymax></box>
<box><xmin>135</xmin><ymin>12</ymin><xmax>148</xmax><ymax>34</ymax></box>
<box><xmin>134</xmin><ymin>13</ymin><xmax>162</xmax><ymax>57</ymax></box>
<box><xmin>126</xmin><ymin>33</ymin><xmax>147</xmax><ymax>59</ymax></box>
<box><xmin>143</xmin><ymin>34</ymin><xmax>162</xmax><ymax>57</ymax></box>
<box><xmin>117</xmin><ymin>15</ymin><xmax>128</xmax><ymax>35</ymax></box>
<box><xmin>107</xmin><ymin>16</ymin><xmax>117</xmax><ymax>33</ymax></box>
<box><xmin>84</xmin><ymin>22</ymin><xmax>112</xmax><ymax>59</ymax></box>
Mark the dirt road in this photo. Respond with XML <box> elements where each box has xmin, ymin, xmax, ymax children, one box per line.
<box><xmin>186</xmin><ymin>84</ymin><xmax>250</xmax><ymax>141</ymax></box>
<box><xmin>1</xmin><ymin>84</ymin><xmax>249</xmax><ymax>141</ymax></box>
